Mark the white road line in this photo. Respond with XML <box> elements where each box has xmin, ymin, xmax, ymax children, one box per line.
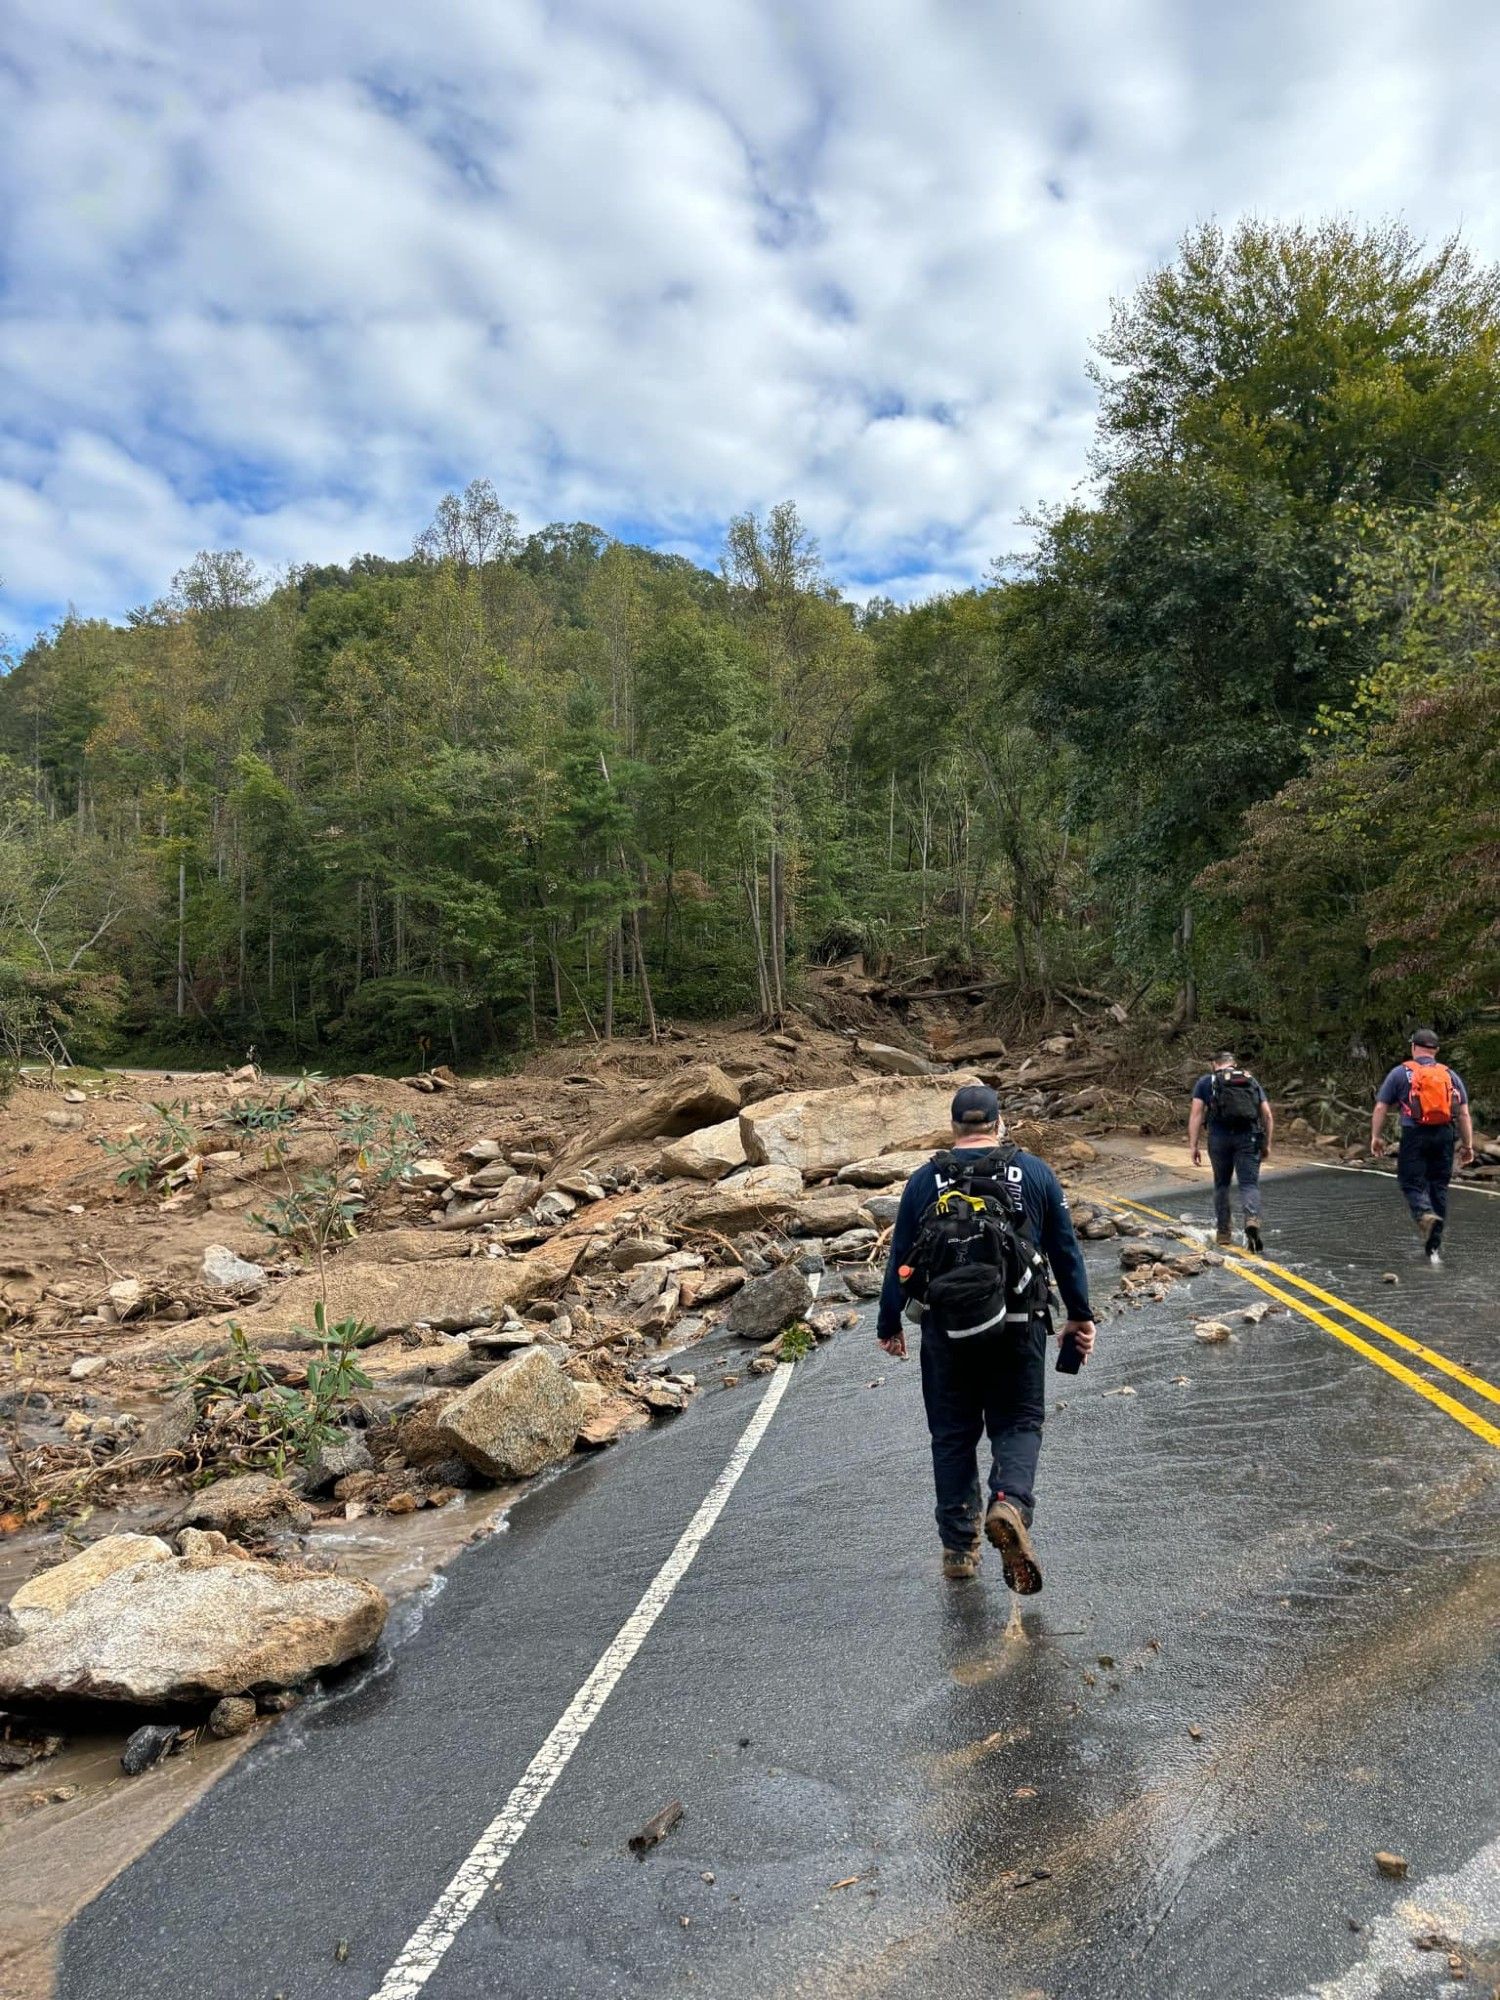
<box><xmin>1286</xmin><ymin>1833</ymin><xmax>1500</xmax><ymax>1997</ymax></box>
<box><xmin>1317</xmin><ymin>1160</ymin><xmax>1500</xmax><ymax>1200</ymax></box>
<box><xmin>369</xmin><ymin>1330</ymin><xmax>807</xmax><ymax>1998</ymax></box>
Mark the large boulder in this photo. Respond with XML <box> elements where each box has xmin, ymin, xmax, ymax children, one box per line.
<box><xmin>740</xmin><ymin>1075</ymin><xmax>979</xmax><ymax>1178</ymax></box>
<box><xmin>589</xmin><ymin>1064</ymin><xmax>741</xmax><ymax>1149</ymax></box>
<box><xmin>677</xmin><ymin>1164</ymin><xmax>803</xmax><ymax>1233</ymax></box>
<box><xmin>724</xmin><ymin>1265</ymin><xmax>814</xmax><ymax>1340</ymax></box>
<box><xmin>0</xmin><ymin>1542</ymin><xmax>387</xmax><ymax>1705</ymax></box>
<box><xmin>657</xmin><ymin>1117</ymin><xmax>748</xmax><ymax>1181</ymax></box>
<box><xmin>8</xmin><ymin>1534</ymin><xmax>173</xmax><ymax>1637</ymax></box>
<box><xmin>434</xmin><ymin>1348</ymin><xmax>584</xmax><ymax>1481</ymax></box>
<box><xmin>836</xmin><ymin>1149</ymin><xmax>932</xmax><ymax>1187</ymax></box>
<box><xmin>195</xmin><ymin>1235</ymin><xmax>583</xmax><ymax>1345</ymax></box>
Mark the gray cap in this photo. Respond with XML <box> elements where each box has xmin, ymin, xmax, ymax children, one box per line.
<box><xmin>1411</xmin><ymin>1028</ymin><xmax>1440</xmax><ymax>1050</ymax></box>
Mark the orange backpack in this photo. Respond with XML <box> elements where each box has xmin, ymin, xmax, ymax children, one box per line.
<box><xmin>1405</xmin><ymin>1062</ymin><xmax>1455</xmax><ymax>1126</ymax></box>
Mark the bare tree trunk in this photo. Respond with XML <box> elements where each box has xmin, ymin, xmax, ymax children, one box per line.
<box><xmin>768</xmin><ymin>840</ymin><xmax>786</xmax><ymax>1022</ymax></box>
<box><xmin>602</xmin><ymin>924</ymin><xmax>615</xmax><ymax>1041</ymax></box>
<box><xmin>175</xmin><ymin>856</ymin><xmax>187</xmax><ymax>1018</ymax></box>
<box><xmin>1181</xmin><ymin>903</ymin><xmax>1197</xmax><ymax>1025</ymax></box>
<box><xmin>630</xmin><ymin>888</ymin><xmax>658</xmax><ymax>1042</ymax></box>
<box><xmin>743</xmin><ymin>856</ymin><xmax>772</xmax><ymax>1021</ymax></box>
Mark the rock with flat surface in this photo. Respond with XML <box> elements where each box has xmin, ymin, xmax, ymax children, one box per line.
<box><xmin>590</xmin><ymin>1064</ymin><xmax>742</xmax><ymax>1149</ymax></box>
<box><xmin>434</xmin><ymin>1348</ymin><xmax>584</xmax><ymax>1481</ymax></box>
<box><xmin>786</xmin><ymin>1191</ymin><xmax>874</xmax><ymax>1237</ymax></box>
<box><xmin>201</xmin><ymin>1245</ymin><xmax>267</xmax><ymax>1295</ymax></box>
<box><xmin>677</xmin><ymin>1164</ymin><xmax>804</xmax><ymax>1233</ymax></box>
<box><xmin>173</xmin><ymin>1473</ymin><xmax>312</xmax><ymax>1537</ymax></box>
<box><xmin>854</xmin><ymin>1039</ymin><xmax>939</xmax><ymax>1076</ymax></box>
<box><xmin>658</xmin><ymin>1117</ymin><xmax>749</xmax><ymax>1181</ymax></box>
<box><xmin>0</xmin><ymin>1545</ymin><xmax>388</xmax><ymax>1705</ymax></box>
<box><xmin>201</xmin><ymin>1235</ymin><xmax>582</xmax><ymax>1344</ymax></box>
<box><xmin>724</xmin><ymin>1265</ymin><xmax>814</xmax><ymax>1339</ymax></box>
<box><xmin>836</xmin><ymin>1149</ymin><xmax>931</xmax><ymax>1187</ymax></box>
<box><xmin>740</xmin><ymin>1075</ymin><xmax>980</xmax><ymax>1177</ymax></box>
<box><xmin>9</xmin><ymin>1534</ymin><xmax>173</xmax><ymax>1636</ymax></box>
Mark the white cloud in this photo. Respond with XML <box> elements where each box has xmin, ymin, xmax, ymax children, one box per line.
<box><xmin>3</xmin><ymin>0</ymin><xmax>1500</xmax><ymax>640</ymax></box>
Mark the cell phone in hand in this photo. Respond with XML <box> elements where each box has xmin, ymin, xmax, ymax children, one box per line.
<box><xmin>1056</xmin><ymin>1329</ymin><xmax>1086</xmax><ymax>1374</ymax></box>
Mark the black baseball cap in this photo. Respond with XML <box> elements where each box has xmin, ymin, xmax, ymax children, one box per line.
<box><xmin>950</xmin><ymin>1083</ymin><xmax>1000</xmax><ymax>1126</ymax></box>
<box><xmin>1411</xmin><ymin>1027</ymin><xmax>1440</xmax><ymax>1049</ymax></box>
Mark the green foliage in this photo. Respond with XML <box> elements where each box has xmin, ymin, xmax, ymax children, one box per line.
<box><xmin>2</xmin><ymin>215</ymin><xmax>1498</xmax><ymax>1105</ymax></box>
<box><xmin>252</xmin><ymin>1104</ymin><xmax>420</xmax><ymax>1255</ymax></box>
<box><xmin>190</xmin><ymin>1304</ymin><xmax>375</xmax><ymax>1475</ymax></box>
<box><xmin>98</xmin><ymin>1101</ymin><xmax>195</xmax><ymax>1190</ymax></box>
<box><xmin>777</xmin><ymin>1321</ymin><xmax>816</xmax><ymax>1363</ymax></box>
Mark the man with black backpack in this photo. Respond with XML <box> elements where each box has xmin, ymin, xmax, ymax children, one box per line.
<box><xmin>1370</xmin><ymin>1029</ymin><xmax>1476</xmax><ymax>1266</ymax></box>
<box><xmin>877</xmin><ymin>1084</ymin><xmax>1096</xmax><ymax>1592</ymax></box>
<box><xmin>1187</xmin><ymin>1052</ymin><xmax>1273</xmax><ymax>1253</ymax></box>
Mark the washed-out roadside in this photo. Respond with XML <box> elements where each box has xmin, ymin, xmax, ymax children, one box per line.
<box><xmin>4</xmin><ymin>989</ymin><xmax>1497</xmax><ymax>1999</ymax></box>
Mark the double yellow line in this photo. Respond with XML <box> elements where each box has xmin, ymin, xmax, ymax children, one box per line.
<box><xmin>1096</xmin><ymin>1192</ymin><xmax>1500</xmax><ymax>1450</ymax></box>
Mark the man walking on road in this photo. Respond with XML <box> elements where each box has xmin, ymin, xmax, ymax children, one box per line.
<box><xmin>877</xmin><ymin>1084</ymin><xmax>1096</xmax><ymax>1593</ymax></box>
<box><xmin>1188</xmin><ymin>1051</ymin><xmax>1273</xmax><ymax>1253</ymax></box>
<box><xmin>1370</xmin><ymin>1029</ymin><xmax>1475</xmax><ymax>1266</ymax></box>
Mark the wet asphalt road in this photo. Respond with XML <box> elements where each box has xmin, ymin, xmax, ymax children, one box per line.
<box><xmin>59</xmin><ymin>1167</ymin><xmax>1500</xmax><ymax>2000</ymax></box>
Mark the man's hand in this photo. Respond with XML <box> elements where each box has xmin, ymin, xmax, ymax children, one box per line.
<box><xmin>878</xmin><ymin>1330</ymin><xmax>908</xmax><ymax>1359</ymax></box>
<box><xmin>1061</xmin><ymin>1318</ymin><xmax>1096</xmax><ymax>1358</ymax></box>
<box><xmin>1460</xmin><ymin>1142</ymin><xmax>1476</xmax><ymax>1168</ymax></box>
<box><xmin>1370</xmin><ymin>1134</ymin><xmax>1386</xmax><ymax>1158</ymax></box>
<box><xmin>1191</xmin><ymin>1144</ymin><xmax>1203</xmax><ymax>1167</ymax></box>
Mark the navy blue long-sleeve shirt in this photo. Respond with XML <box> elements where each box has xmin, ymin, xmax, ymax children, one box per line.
<box><xmin>876</xmin><ymin>1146</ymin><xmax>1093</xmax><ymax>1340</ymax></box>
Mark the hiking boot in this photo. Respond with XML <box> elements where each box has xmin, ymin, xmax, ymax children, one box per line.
<box><xmin>1245</xmin><ymin>1222</ymin><xmax>1263</xmax><ymax>1256</ymax></box>
<box><xmin>1215</xmin><ymin>1228</ymin><xmax>1233</xmax><ymax>1248</ymax></box>
<box><xmin>942</xmin><ymin>1539</ymin><xmax>981</xmax><ymax>1582</ymax></box>
<box><xmin>983</xmin><ymin>1497</ymin><xmax>1043</xmax><ymax>1595</ymax></box>
<box><xmin>1417</xmin><ymin>1210</ymin><xmax>1439</xmax><ymax>1245</ymax></box>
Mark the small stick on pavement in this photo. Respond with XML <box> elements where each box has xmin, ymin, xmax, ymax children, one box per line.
<box><xmin>630</xmin><ymin>1800</ymin><xmax>685</xmax><ymax>1857</ymax></box>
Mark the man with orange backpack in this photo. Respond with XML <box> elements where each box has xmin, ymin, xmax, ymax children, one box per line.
<box><xmin>1370</xmin><ymin>1029</ymin><xmax>1476</xmax><ymax>1265</ymax></box>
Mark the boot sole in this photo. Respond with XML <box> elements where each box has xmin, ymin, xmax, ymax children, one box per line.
<box><xmin>984</xmin><ymin>1509</ymin><xmax>1043</xmax><ymax>1595</ymax></box>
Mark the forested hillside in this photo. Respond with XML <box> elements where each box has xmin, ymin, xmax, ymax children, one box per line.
<box><xmin>3</xmin><ymin>219</ymin><xmax>1497</xmax><ymax>1092</ymax></box>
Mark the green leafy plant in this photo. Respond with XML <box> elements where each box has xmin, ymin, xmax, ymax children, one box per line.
<box><xmin>778</xmin><ymin>1321</ymin><xmax>816</xmax><ymax>1363</ymax></box>
<box><xmin>189</xmin><ymin>1305</ymin><xmax>374</xmax><ymax>1473</ymax></box>
<box><xmin>98</xmin><ymin>1100</ymin><xmax>195</xmax><ymax>1189</ymax></box>
<box><xmin>252</xmin><ymin>1167</ymin><xmax>363</xmax><ymax>1255</ymax></box>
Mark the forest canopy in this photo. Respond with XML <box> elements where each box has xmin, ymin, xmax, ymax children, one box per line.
<box><xmin>3</xmin><ymin>218</ymin><xmax>1498</xmax><ymax>1096</ymax></box>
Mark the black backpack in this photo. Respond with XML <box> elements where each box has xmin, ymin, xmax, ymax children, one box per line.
<box><xmin>1210</xmin><ymin>1067</ymin><xmax>1262</xmax><ymax>1129</ymax></box>
<box><xmin>899</xmin><ymin>1146</ymin><xmax>1049</xmax><ymax>1340</ymax></box>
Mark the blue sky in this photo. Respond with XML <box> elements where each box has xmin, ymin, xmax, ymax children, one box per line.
<box><xmin>4</xmin><ymin>0</ymin><xmax>1500</xmax><ymax>647</ymax></box>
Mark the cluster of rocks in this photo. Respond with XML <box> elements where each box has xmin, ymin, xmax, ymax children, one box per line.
<box><xmin>1114</xmin><ymin>1236</ymin><xmax>1220</xmax><ymax>1306</ymax></box>
<box><xmin>0</xmin><ymin>1055</ymin><xmax>1005</xmax><ymax>1729</ymax></box>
